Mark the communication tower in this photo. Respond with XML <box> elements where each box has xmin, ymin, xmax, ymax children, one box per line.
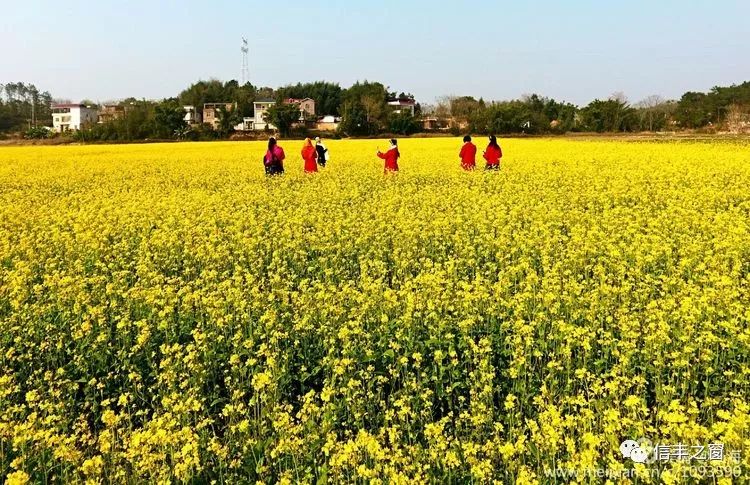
<box><xmin>241</xmin><ymin>38</ymin><xmax>249</xmax><ymax>85</ymax></box>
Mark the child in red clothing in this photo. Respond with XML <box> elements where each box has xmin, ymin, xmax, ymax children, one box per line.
<box><xmin>483</xmin><ymin>135</ymin><xmax>502</xmax><ymax>170</ymax></box>
<box><xmin>459</xmin><ymin>135</ymin><xmax>477</xmax><ymax>170</ymax></box>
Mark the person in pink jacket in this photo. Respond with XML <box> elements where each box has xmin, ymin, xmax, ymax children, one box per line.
<box><xmin>263</xmin><ymin>137</ymin><xmax>285</xmax><ymax>175</ymax></box>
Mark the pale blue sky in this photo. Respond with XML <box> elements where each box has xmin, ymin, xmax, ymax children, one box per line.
<box><xmin>3</xmin><ymin>0</ymin><xmax>749</xmax><ymax>105</ymax></box>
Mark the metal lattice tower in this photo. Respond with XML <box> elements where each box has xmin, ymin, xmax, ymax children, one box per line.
<box><xmin>241</xmin><ymin>38</ymin><xmax>249</xmax><ymax>85</ymax></box>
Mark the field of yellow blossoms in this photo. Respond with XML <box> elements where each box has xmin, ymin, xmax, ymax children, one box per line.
<box><xmin>1</xmin><ymin>138</ymin><xmax>750</xmax><ymax>484</ymax></box>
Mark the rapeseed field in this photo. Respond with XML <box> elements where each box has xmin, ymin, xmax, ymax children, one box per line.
<box><xmin>1</xmin><ymin>138</ymin><xmax>749</xmax><ymax>483</ymax></box>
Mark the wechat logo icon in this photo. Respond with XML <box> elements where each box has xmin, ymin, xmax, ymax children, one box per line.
<box><xmin>620</xmin><ymin>438</ymin><xmax>650</xmax><ymax>464</ymax></box>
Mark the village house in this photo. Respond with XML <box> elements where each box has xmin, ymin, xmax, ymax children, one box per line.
<box><xmin>203</xmin><ymin>102</ymin><xmax>235</xmax><ymax>129</ymax></box>
<box><xmin>316</xmin><ymin>115</ymin><xmax>341</xmax><ymax>132</ymax></box>
<box><xmin>388</xmin><ymin>98</ymin><xmax>416</xmax><ymax>116</ymax></box>
<box><xmin>421</xmin><ymin>117</ymin><xmax>444</xmax><ymax>131</ymax></box>
<box><xmin>235</xmin><ymin>117</ymin><xmax>254</xmax><ymax>131</ymax></box>
<box><xmin>183</xmin><ymin>105</ymin><xmax>202</xmax><ymax>125</ymax></box>
<box><xmin>97</xmin><ymin>103</ymin><xmax>136</xmax><ymax>124</ymax></box>
<box><xmin>284</xmin><ymin>98</ymin><xmax>316</xmax><ymax>121</ymax></box>
<box><xmin>252</xmin><ymin>99</ymin><xmax>276</xmax><ymax>131</ymax></box>
<box><xmin>51</xmin><ymin>104</ymin><xmax>99</xmax><ymax>132</ymax></box>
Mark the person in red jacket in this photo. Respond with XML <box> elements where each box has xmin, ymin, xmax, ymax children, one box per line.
<box><xmin>459</xmin><ymin>135</ymin><xmax>477</xmax><ymax>170</ymax></box>
<box><xmin>263</xmin><ymin>137</ymin><xmax>285</xmax><ymax>175</ymax></box>
<box><xmin>301</xmin><ymin>138</ymin><xmax>318</xmax><ymax>173</ymax></box>
<box><xmin>377</xmin><ymin>139</ymin><xmax>400</xmax><ymax>173</ymax></box>
<box><xmin>483</xmin><ymin>135</ymin><xmax>502</xmax><ymax>170</ymax></box>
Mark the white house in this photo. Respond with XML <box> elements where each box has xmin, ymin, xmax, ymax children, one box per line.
<box><xmin>316</xmin><ymin>115</ymin><xmax>341</xmax><ymax>132</ymax></box>
<box><xmin>51</xmin><ymin>104</ymin><xmax>99</xmax><ymax>132</ymax></box>
<box><xmin>183</xmin><ymin>105</ymin><xmax>201</xmax><ymax>125</ymax></box>
<box><xmin>253</xmin><ymin>99</ymin><xmax>276</xmax><ymax>130</ymax></box>
<box><xmin>388</xmin><ymin>99</ymin><xmax>416</xmax><ymax>116</ymax></box>
<box><xmin>235</xmin><ymin>117</ymin><xmax>254</xmax><ymax>131</ymax></box>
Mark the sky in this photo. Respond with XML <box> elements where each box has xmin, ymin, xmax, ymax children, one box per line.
<box><xmin>3</xmin><ymin>0</ymin><xmax>749</xmax><ymax>106</ymax></box>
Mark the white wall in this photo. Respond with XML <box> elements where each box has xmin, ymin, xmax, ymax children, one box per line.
<box><xmin>52</xmin><ymin>107</ymin><xmax>99</xmax><ymax>132</ymax></box>
<box><xmin>79</xmin><ymin>107</ymin><xmax>98</xmax><ymax>127</ymax></box>
<box><xmin>253</xmin><ymin>103</ymin><xmax>276</xmax><ymax>130</ymax></box>
<box><xmin>254</xmin><ymin>103</ymin><xmax>276</xmax><ymax>122</ymax></box>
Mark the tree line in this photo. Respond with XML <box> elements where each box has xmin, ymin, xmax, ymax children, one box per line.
<box><xmin>2</xmin><ymin>79</ymin><xmax>749</xmax><ymax>140</ymax></box>
<box><xmin>0</xmin><ymin>82</ymin><xmax>53</xmax><ymax>134</ymax></box>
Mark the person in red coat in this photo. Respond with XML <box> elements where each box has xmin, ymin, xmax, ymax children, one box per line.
<box><xmin>459</xmin><ymin>135</ymin><xmax>477</xmax><ymax>170</ymax></box>
<box><xmin>377</xmin><ymin>139</ymin><xmax>400</xmax><ymax>173</ymax></box>
<box><xmin>301</xmin><ymin>138</ymin><xmax>318</xmax><ymax>173</ymax></box>
<box><xmin>483</xmin><ymin>135</ymin><xmax>502</xmax><ymax>170</ymax></box>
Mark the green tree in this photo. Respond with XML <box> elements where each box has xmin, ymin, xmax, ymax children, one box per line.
<box><xmin>73</xmin><ymin>99</ymin><xmax>156</xmax><ymax>142</ymax></box>
<box><xmin>579</xmin><ymin>98</ymin><xmax>636</xmax><ymax>132</ymax></box>
<box><xmin>674</xmin><ymin>92</ymin><xmax>712</xmax><ymax>128</ymax></box>
<box><xmin>263</xmin><ymin>103</ymin><xmax>300</xmax><ymax>136</ymax></box>
<box><xmin>216</xmin><ymin>105</ymin><xmax>242</xmax><ymax>137</ymax></box>
<box><xmin>0</xmin><ymin>82</ymin><xmax>53</xmax><ymax>131</ymax></box>
<box><xmin>23</xmin><ymin>126</ymin><xmax>51</xmax><ymax>139</ymax></box>
<box><xmin>126</xmin><ymin>100</ymin><xmax>155</xmax><ymax>139</ymax></box>
<box><xmin>536</xmin><ymin>96</ymin><xmax>579</xmax><ymax>132</ymax></box>
<box><xmin>709</xmin><ymin>81</ymin><xmax>750</xmax><ymax>109</ymax></box>
<box><xmin>338</xmin><ymin>102</ymin><xmax>371</xmax><ymax>136</ymax></box>
<box><xmin>276</xmin><ymin>81</ymin><xmax>343</xmax><ymax>116</ymax></box>
<box><xmin>450</xmin><ymin>96</ymin><xmax>483</xmax><ymax>119</ymax></box>
<box><xmin>338</xmin><ymin>81</ymin><xmax>389</xmax><ymax>135</ymax></box>
<box><xmin>154</xmin><ymin>99</ymin><xmax>187</xmax><ymax>138</ymax></box>
<box><xmin>634</xmin><ymin>95</ymin><xmax>676</xmax><ymax>131</ymax></box>
<box><xmin>179</xmin><ymin>79</ymin><xmax>225</xmax><ymax>108</ymax></box>
<box><xmin>673</xmin><ymin>82</ymin><xmax>750</xmax><ymax>128</ymax></box>
<box><xmin>469</xmin><ymin>100</ymin><xmax>546</xmax><ymax>135</ymax></box>
<box><xmin>388</xmin><ymin>111</ymin><xmax>420</xmax><ymax>135</ymax></box>
<box><xmin>222</xmin><ymin>80</ymin><xmax>257</xmax><ymax>117</ymax></box>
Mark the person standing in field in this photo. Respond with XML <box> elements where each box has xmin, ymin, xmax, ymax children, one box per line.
<box><xmin>315</xmin><ymin>137</ymin><xmax>329</xmax><ymax>167</ymax></box>
<box><xmin>459</xmin><ymin>135</ymin><xmax>477</xmax><ymax>170</ymax></box>
<box><xmin>264</xmin><ymin>137</ymin><xmax>285</xmax><ymax>175</ymax></box>
<box><xmin>301</xmin><ymin>138</ymin><xmax>318</xmax><ymax>173</ymax></box>
<box><xmin>483</xmin><ymin>135</ymin><xmax>502</xmax><ymax>170</ymax></box>
<box><xmin>377</xmin><ymin>139</ymin><xmax>400</xmax><ymax>173</ymax></box>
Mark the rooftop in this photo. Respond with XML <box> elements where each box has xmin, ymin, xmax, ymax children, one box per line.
<box><xmin>388</xmin><ymin>99</ymin><xmax>416</xmax><ymax>106</ymax></box>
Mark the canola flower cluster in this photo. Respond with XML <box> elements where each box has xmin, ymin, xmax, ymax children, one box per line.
<box><xmin>1</xmin><ymin>138</ymin><xmax>749</xmax><ymax>484</ymax></box>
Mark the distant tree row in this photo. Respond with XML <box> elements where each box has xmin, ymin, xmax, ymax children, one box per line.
<box><xmin>0</xmin><ymin>82</ymin><xmax>53</xmax><ymax>132</ymax></box>
<box><xmin>426</xmin><ymin>82</ymin><xmax>750</xmax><ymax>135</ymax></box>
<box><xmin>72</xmin><ymin>98</ymin><xmax>234</xmax><ymax>142</ymax></box>
<box><xmin>674</xmin><ymin>81</ymin><xmax>750</xmax><ymax>128</ymax></box>
<box><xmin>2</xmin><ymin>78</ymin><xmax>749</xmax><ymax>139</ymax></box>
<box><xmin>421</xmin><ymin>92</ymin><xmax>680</xmax><ymax>135</ymax></box>
<box><xmin>83</xmin><ymin>99</ymin><xmax>187</xmax><ymax>141</ymax></box>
